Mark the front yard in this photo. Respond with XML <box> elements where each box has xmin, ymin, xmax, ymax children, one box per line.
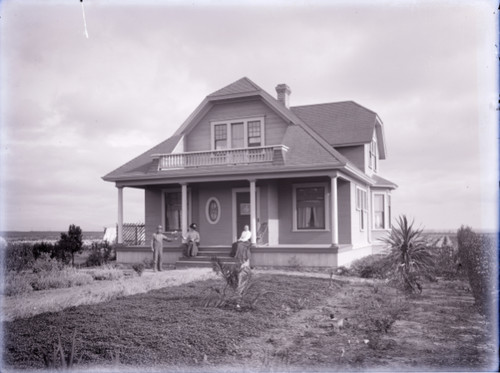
<box><xmin>3</xmin><ymin>271</ymin><xmax>496</xmax><ymax>371</ymax></box>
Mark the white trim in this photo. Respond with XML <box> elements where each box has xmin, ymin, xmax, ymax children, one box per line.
<box><xmin>210</xmin><ymin>116</ymin><xmax>265</xmax><ymax>150</ymax></box>
<box><xmin>355</xmin><ymin>186</ymin><xmax>368</xmax><ymax>232</ymax></box>
<box><xmin>292</xmin><ymin>182</ymin><xmax>330</xmax><ymax>232</ymax></box>
<box><xmin>372</xmin><ymin>191</ymin><xmax>390</xmax><ymax>230</ymax></box>
<box><xmin>205</xmin><ymin>197</ymin><xmax>221</xmax><ymax>225</ymax></box>
<box><xmin>231</xmin><ymin>187</ymin><xmax>260</xmax><ymax>241</ymax></box>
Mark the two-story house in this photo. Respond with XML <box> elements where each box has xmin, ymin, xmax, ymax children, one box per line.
<box><xmin>103</xmin><ymin>77</ymin><xmax>397</xmax><ymax>268</ymax></box>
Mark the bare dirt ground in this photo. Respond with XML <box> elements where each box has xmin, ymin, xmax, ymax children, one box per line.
<box><xmin>3</xmin><ymin>271</ymin><xmax>496</xmax><ymax>372</ymax></box>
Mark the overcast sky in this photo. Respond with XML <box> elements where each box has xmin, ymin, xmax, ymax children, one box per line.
<box><xmin>0</xmin><ymin>0</ymin><xmax>497</xmax><ymax>233</ymax></box>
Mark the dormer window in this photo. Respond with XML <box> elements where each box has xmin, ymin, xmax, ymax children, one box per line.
<box><xmin>211</xmin><ymin>117</ymin><xmax>265</xmax><ymax>150</ymax></box>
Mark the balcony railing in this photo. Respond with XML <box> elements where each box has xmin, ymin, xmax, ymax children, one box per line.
<box><xmin>153</xmin><ymin>145</ymin><xmax>288</xmax><ymax>170</ymax></box>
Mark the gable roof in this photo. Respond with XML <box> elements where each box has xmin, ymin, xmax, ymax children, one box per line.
<box><xmin>102</xmin><ymin>77</ymin><xmax>387</xmax><ymax>185</ymax></box>
<box><xmin>208</xmin><ymin>77</ymin><xmax>262</xmax><ymax>98</ymax></box>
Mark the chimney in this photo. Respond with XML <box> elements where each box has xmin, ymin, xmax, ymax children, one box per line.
<box><xmin>275</xmin><ymin>84</ymin><xmax>291</xmax><ymax>108</ymax></box>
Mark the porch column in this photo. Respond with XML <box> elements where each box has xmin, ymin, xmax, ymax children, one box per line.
<box><xmin>330</xmin><ymin>176</ymin><xmax>339</xmax><ymax>248</ymax></box>
<box><xmin>367</xmin><ymin>188</ymin><xmax>372</xmax><ymax>243</ymax></box>
<box><xmin>181</xmin><ymin>183</ymin><xmax>188</xmax><ymax>237</ymax></box>
<box><xmin>249</xmin><ymin>179</ymin><xmax>257</xmax><ymax>245</ymax></box>
<box><xmin>117</xmin><ymin>186</ymin><xmax>124</xmax><ymax>244</ymax></box>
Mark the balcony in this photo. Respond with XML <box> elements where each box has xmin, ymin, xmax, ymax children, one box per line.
<box><xmin>153</xmin><ymin>145</ymin><xmax>288</xmax><ymax>170</ymax></box>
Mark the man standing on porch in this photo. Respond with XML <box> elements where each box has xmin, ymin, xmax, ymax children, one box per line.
<box><xmin>151</xmin><ymin>225</ymin><xmax>172</xmax><ymax>272</ymax></box>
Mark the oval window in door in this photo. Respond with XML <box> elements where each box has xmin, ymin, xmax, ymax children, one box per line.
<box><xmin>206</xmin><ymin>197</ymin><xmax>221</xmax><ymax>224</ymax></box>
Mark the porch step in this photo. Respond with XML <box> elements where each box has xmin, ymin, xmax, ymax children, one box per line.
<box><xmin>175</xmin><ymin>257</ymin><xmax>238</xmax><ymax>269</ymax></box>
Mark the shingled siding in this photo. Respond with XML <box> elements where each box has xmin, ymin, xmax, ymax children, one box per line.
<box><xmin>337</xmin><ymin>179</ymin><xmax>352</xmax><ymax>245</ymax></box>
<box><xmin>145</xmin><ymin>188</ymin><xmax>162</xmax><ymax>245</ymax></box>
<box><xmin>185</xmin><ymin>99</ymin><xmax>289</xmax><ymax>152</ymax></box>
<box><xmin>336</xmin><ymin>145</ymin><xmax>365</xmax><ymax>171</ymax></box>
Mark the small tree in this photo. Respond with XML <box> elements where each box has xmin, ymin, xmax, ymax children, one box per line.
<box><xmin>58</xmin><ymin>225</ymin><xmax>83</xmax><ymax>267</ymax></box>
<box><xmin>381</xmin><ymin>215</ymin><xmax>435</xmax><ymax>293</ymax></box>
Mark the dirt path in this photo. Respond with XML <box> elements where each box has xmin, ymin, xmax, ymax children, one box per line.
<box><xmin>2</xmin><ymin>268</ymin><xmax>217</xmax><ymax>322</ymax></box>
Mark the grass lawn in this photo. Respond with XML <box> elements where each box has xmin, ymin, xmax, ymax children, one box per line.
<box><xmin>3</xmin><ymin>272</ymin><xmax>496</xmax><ymax>372</ymax></box>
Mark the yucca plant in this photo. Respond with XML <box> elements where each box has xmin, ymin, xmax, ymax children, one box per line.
<box><xmin>381</xmin><ymin>215</ymin><xmax>435</xmax><ymax>293</ymax></box>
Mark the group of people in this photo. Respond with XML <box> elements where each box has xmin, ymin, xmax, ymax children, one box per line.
<box><xmin>150</xmin><ymin>223</ymin><xmax>253</xmax><ymax>272</ymax></box>
<box><xmin>150</xmin><ymin>223</ymin><xmax>200</xmax><ymax>272</ymax></box>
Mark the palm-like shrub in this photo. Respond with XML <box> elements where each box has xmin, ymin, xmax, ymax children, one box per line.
<box><xmin>381</xmin><ymin>215</ymin><xmax>435</xmax><ymax>293</ymax></box>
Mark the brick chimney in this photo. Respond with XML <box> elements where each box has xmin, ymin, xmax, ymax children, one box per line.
<box><xmin>275</xmin><ymin>84</ymin><xmax>291</xmax><ymax>108</ymax></box>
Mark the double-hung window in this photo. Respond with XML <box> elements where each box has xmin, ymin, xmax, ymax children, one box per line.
<box><xmin>211</xmin><ymin>117</ymin><xmax>265</xmax><ymax>150</ymax></box>
<box><xmin>293</xmin><ymin>183</ymin><xmax>328</xmax><ymax>231</ymax></box>
<box><xmin>373</xmin><ymin>194</ymin><xmax>385</xmax><ymax>229</ymax></box>
<box><xmin>356</xmin><ymin>187</ymin><xmax>367</xmax><ymax>230</ymax></box>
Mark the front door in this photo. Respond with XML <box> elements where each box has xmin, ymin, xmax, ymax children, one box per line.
<box><xmin>235</xmin><ymin>192</ymin><xmax>250</xmax><ymax>239</ymax></box>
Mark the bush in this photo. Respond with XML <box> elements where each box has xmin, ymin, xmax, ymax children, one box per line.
<box><xmin>457</xmin><ymin>226</ymin><xmax>496</xmax><ymax>316</ymax></box>
<box><xmin>32</xmin><ymin>242</ymin><xmax>57</xmax><ymax>260</ymax></box>
<box><xmin>30</xmin><ymin>268</ymin><xmax>93</xmax><ymax>291</ymax></box>
<box><xmin>132</xmin><ymin>263</ymin><xmax>145</xmax><ymax>276</ymax></box>
<box><xmin>32</xmin><ymin>253</ymin><xmax>63</xmax><ymax>273</ymax></box>
<box><xmin>83</xmin><ymin>266</ymin><xmax>124</xmax><ymax>281</ymax></box>
<box><xmin>5</xmin><ymin>242</ymin><xmax>35</xmax><ymax>272</ymax></box>
<box><xmin>3</xmin><ymin>274</ymin><xmax>34</xmax><ymax>296</ymax></box>
<box><xmin>85</xmin><ymin>241</ymin><xmax>115</xmax><ymax>267</ymax></box>
<box><xmin>429</xmin><ymin>245</ymin><xmax>463</xmax><ymax>280</ymax></box>
<box><xmin>349</xmin><ymin>254</ymin><xmax>388</xmax><ymax>279</ymax></box>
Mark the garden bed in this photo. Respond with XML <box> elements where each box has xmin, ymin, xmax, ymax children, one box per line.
<box><xmin>3</xmin><ymin>273</ymin><xmax>496</xmax><ymax>371</ymax></box>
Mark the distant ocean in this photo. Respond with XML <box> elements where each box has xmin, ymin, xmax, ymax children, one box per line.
<box><xmin>0</xmin><ymin>231</ymin><xmax>104</xmax><ymax>243</ymax></box>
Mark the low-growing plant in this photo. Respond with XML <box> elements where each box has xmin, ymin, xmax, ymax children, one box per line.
<box><xmin>132</xmin><ymin>263</ymin><xmax>145</xmax><ymax>276</ymax></box>
<box><xmin>429</xmin><ymin>244</ymin><xmax>463</xmax><ymax>280</ymax></box>
<box><xmin>142</xmin><ymin>258</ymin><xmax>154</xmax><ymax>269</ymax></box>
<box><xmin>287</xmin><ymin>255</ymin><xmax>302</xmax><ymax>270</ymax></box>
<box><xmin>32</xmin><ymin>253</ymin><xmax>63</xmax><ymax>273</ymax></box>
<box><xmin>43</xmin><ymin>330</ymin><xmax>80</xmax><ymax>369</ymax></box>
<box><xmin>83</xmin><ymin>266</ymin><xmax>124</xmax><ymax>281</ymax></box>
<box><xmin>349</xmin><ymin>254</ymin><xmax>388</xmax><ymax>279</ymax></box>
<box><xmin>355</xmin><ymin>290</ymin><xmax>408</xmax><ymax>333</ymax></box>
<box><xmin>30</xmin><ymin>268</ymin><xmax>94</xmax><ymax>291</ymax></box>
<box><xmin>2</xmin><ymin>274</ymin><xmax>34</xmax><ymax>296</ymax></box>
<box><xmin>203</xmin><ymin>256</ymin><xmax>272</xmax><ymax>308</ymax></box>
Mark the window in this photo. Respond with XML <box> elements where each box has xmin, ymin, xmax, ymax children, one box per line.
<box><xmin>293</xmin><ymin>184</ymin><xmax>328</xmax><ymax>230</ymax></box>
<box><xmin>356</xmin><ymin>187</ymin><xmax>367</xmax><ymax>230</ymax></box>
<box><xmin>374</xmin><ymin>194</ymin><xmax>385</xmax><ymax>229</ymax></box>
<box><xmin>247</xmin><ymin>120</ymin><xmax>262</xmax><ymax>147</ymax></box>
<box><xmin>369</xmin><ymin>140</ymin><xmax>377</xmax><ymax>171</ymax></box>
<box><xmin>211</xmin><ymin>117</ymin><xmax>265</xmax><ymax>150</ymax></box>
<box><xmin>206</xmin><ymin>197</ymin><xmax>221</xmax><ymax>224</ymax></box>
<box><xmin>214</xmin><ymin>124</ymin><xmax>227</xmax><ymax>150</ymax></box>
<box><xmin>388</xmin><ymin>195</ymin><xmax>392</xmax><ymax>228</ymax></box>
<box><xmin>164</xmin><ymin>191</ymin><xmax>181</xmax><ymax>231</ymax></box>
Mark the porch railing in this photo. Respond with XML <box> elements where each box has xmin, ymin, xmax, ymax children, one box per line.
<box><xmin>120</xmin><ymin>223</ymin><xmax>145</xmax><ymax>245</ymax></box>
<box><xmin>153</xmin><ymin>145</ymin><xmax>288</xmax><ymax>170</ymax></box>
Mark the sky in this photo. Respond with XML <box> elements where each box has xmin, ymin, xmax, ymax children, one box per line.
<box><xmin>0</xmin><ymin>0</ymin><xmax>497</xmax><ymax>233</ymax></box>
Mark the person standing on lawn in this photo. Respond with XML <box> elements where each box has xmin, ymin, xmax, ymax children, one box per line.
<box><xmin>151</xmin><ymin>225</ymin><xmax>172</xmax><ymax>272</ymax></box>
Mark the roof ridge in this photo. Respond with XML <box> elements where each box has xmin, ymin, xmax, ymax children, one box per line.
<box><xmin>291</xmin><ymin>100</ymin><xmax>377</xmax><ymax>115</ymax></box>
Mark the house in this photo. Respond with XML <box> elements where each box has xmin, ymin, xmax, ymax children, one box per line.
<box><xmin>102</xmin><ymin>77</ymin><xmax>397</xmax><ymax>268</ymax></box>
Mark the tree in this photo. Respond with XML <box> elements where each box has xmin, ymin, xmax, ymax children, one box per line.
<box><xmin>381</xmin><ymin>215</ymin><xmax>435</xmax><ymax>293</ymax></box>
<box><xmin>58</xmin><ymin>224</ymin><xmax>83</xmax><ymax>267</ymax></box>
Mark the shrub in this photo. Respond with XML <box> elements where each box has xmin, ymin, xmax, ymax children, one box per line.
<box><xmin>349</xmin><ymin>254</ymin><xmax>388</xmax><ymax>279</ymax></box>
<box><xmin>32</xmin><ymin>253</ymin><xmax>63</xmax><ymax>273</ymax></box>
<box><xmin>3</xmin><ymin>274</ymin><xmax>34</xmax><ymax>296</ymax></box>
<box><xmin>83</xmin><ymin>266</ymin><xmax>124</xmax><ymax>281</ymax></box>
<box><xmin>457</xmin><ymin>226</ymin><xmax>496</xmax><ymax>316</ymax></box>
<box><xmin>5</xmin><ymin>242</ymin><xmax>35</xmax><ymax>272</ymax></box>
<box><xmin>85</xmin><ymin>241</ymin><xmax>115</xmax><ymax>267</ymax></box>
<box><xmin>429</xmin><ymin>245</ymin><xmax>463</xmax><ymax>280</ymax></box>
<box><xmin>30</xmin><ymin>268</ymin><xmax>93</xmax><ymax>291</ymax></box>
<box><xmin>355</xmin><ymin>289</ymin><xmax>408</xmax><ymax>333</ymax></box>
<box><xmin>381</xmin><ymin>215</ymin><xmax>435</xmax><ymax>293</ymax></box>
<box><xmin>32</xmin><ymin>241</ymin><xmax>57</xmax><ymax>260</ymax></box>
<box><xmin>132</xmin><ymin>263</ymin><xmax>145</xmax><ymax>276</ymax></box>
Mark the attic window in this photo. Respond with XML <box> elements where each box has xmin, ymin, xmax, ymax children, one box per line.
<box><xmin>211</xmin><ymin>117</ymin><xmax>265</xmax><ymax>150</ymax></box>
